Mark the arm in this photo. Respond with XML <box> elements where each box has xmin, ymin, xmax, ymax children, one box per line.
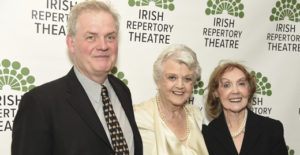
<box><xmin>271</xmin><ymin>120</ymin><xmax>288</xmax><ymax>155</ymax></box>
<box><xmin>202</xmin><ymin>125</ymin><xmax>216</xmax><ymax>155</ymax></box>
<box><xmin>133</xmin><ymin>102</ymin><xmax>155</xmax><ymax>155</ymax></box>
<box><xmin>11</xmin><ymin>92</ymin><xmax>52</xmax><ymax>155</ymax></box>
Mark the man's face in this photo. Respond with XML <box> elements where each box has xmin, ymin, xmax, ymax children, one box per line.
<box><xmin>67</xmin><ymin>10</ymin><xmax>118</xmax><ymax>82</ymax></box>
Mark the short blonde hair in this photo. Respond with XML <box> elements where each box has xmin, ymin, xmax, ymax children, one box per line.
<box><xmin>153</xmin><ymin>44</ymin><xmax>201</xmax><ymax>85</ymax></box>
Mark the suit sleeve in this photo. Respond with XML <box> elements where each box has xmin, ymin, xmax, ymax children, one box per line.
<box><xmin>271</xmin><ymin>120</ymin><xmax>288</xmax><ymax>155</ymax></box>
<box><xmin>11</xmin><ymin>92</ymin><xmax>52</xmax><ymax>155</ymax></box>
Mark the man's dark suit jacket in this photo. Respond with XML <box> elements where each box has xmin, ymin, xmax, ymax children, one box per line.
<box><xmin>11</xmin><ymin>68</ymin><xmax>143</xmax><ymax>155</ymax></box>
<box><xmin>202</xmin><ymin>109</ymin><xmax>288</xmax><ymax>155</ymax></box>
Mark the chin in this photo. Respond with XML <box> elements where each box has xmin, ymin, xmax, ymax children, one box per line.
<box><xmin>233</xmin><ymin>107</ymin><xmax>247</xmax><ymax>113</ymax></box>
<box><xmin>171</xmin><ymin>100</ymin><xmax>187</xmax><ymax>106</ymax></box>
<box><xmin>95</xmin><ymin>65</ymin><xmax>112</xmax><ymax>72</ymax></box>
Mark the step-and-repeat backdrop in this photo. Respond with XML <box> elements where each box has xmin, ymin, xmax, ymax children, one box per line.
<box><xmin>1</xmin><ymin>0</ymin><xmax>299</xmax><ymax>154</ymax></box>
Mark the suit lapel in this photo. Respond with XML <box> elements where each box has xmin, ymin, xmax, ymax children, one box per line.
<box><xmin>210</xmin><ymin>112</ymin><xmax>239</xmax><ymax>155</ymax></box>
<box><xmin>108</xmin><ymin>75</ymin><xmax>135</xmax><ymax>126</ymax></box>
<box><xmin>65</xmin><ymin>68</ymin><xmax>111</xmax><ymax>148</ymax></box>
<box><xmin>239</xmin><ymin>109</ymin><xmax>261</xmax><ymax>155</ymax></box>
<box><xmin>108</xmin><ymin>74</ymin><xmax>143</xmax><ymax>154</ymax></box>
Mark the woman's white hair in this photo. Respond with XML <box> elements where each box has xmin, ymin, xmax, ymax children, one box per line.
<box><xmin>153</xmin><ymin>44</ymin><xmax>201</xmax><ymax>84</ymax></box>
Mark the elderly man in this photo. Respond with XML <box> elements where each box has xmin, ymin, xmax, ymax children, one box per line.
<box><xmin>11</xmin><ymin>1</ymin><xmax>142</xmax><ymax>155</ymax></box>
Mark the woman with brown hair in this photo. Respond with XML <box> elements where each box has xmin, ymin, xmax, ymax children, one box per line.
<box><xmin>202</xmin><ymin>61</ymin><xmax>288</xmax><ymax>155</ymax></box>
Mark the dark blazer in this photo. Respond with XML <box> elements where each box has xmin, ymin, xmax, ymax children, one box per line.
<box><xmin>202</xmin><ymin>109</ymin><xmax>288</xmax><ymax>155</ymax></box>
<box><xmin>11</xmin><ymin>68</ymin><xmax>143</xmax><ymax>155</ymax></box>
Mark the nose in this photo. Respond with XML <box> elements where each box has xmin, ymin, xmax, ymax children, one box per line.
<box><xmin>96</xmin><ymin>37</ymin><xmax>108</xmax><ymax>51</ymax></box>
<box><xmin>175</xmin><ymin>78</ymin><xmax>184</xmax><ymax>89</ymax></box>
<box><xmin>232</xmin><ymin>84</ymin><xmax>240</xmax><ymax>93</ymax></box>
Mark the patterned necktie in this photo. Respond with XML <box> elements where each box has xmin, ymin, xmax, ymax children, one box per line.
<box><xmin>101</xmin><ymin>85</ymin><xmax>129</xmax><ymax>154</ymax></box>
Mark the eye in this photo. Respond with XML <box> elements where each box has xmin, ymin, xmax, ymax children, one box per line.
<box><xmin>238</xmin><ymin>81</ymin><xmax>247</xmax><ymax>87</ymax></box>
<box><xmin>223</xmin><ymin>83</ymin><xmax>231</xmax><ymax>88</ymax></box>
<box><xmin>184</xmin><ymin>77</ymin><xmax>193</xmax><ymax>82</ymax></box>
<box><xmin>86</xmin><ymin>35</ymin><xmax>95</xmax><ymax>41</ymax></box>
<box><xmin>106</xmin><ymin>34</ymin><xmax>117</xmax><ymax>41</ymax></box>
<box><xmin>167</xmin><ymin>75</ymin><xmax>177</xmax><ymax>81</ymax></box>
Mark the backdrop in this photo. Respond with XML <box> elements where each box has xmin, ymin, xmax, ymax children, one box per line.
<box><xmin>0</xmin><ymin>0</ymin><xmax>299</xmax><ymax>154</ymax></box>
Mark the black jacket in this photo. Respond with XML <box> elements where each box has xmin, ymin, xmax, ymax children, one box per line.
<box><xmin>202</xmin><ymin>109</ymin><xmax>288</xmax><ymax>155</ymax></box>
<box><xmin>12</xmin><ymin>68</ymin><xmax>143</xmax><ymax>155</ymax></box>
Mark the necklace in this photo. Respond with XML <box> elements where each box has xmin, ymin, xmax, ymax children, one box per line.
<box><xmin>231</xmin><ymin>109</ymin><xmax>248</xmax><ymax>138</ymax></box>
<box><xmin>156</xmin><ymin>95</ymin><xmax>190</xmax><ymax>142</ymax></box>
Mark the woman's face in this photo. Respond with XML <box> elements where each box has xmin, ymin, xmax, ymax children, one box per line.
<box><xmin>215</xmin><ymin>67</ymin><xmax>250</xmax><ymax>113</ymax></box>
<box><xmin>157</xmin><ymin>59</ymin><xmax>195</xmax><ymax>107</ymax></box>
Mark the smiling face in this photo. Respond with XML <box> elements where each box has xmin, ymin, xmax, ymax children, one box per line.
<box><xmin>67</xmin><ymin>10</ymin><xmax>118</xmax><ymax>83</ymax></box>
<box><xmin>215</xmin><ymin>67</ymin><xmax>250</xmax><ymax>113</ymax></box>
<box><xmin>157</xmin><ymin>59</ymin><xmax>195</xmax><ymax>107</ymax></box>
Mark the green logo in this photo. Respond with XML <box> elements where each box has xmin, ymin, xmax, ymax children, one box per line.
<box><xmin>0</xmin><ymin>59</ymin><xmax>35</xmax><ymax>92</ymax></box>
<box><xmin>193</xmin><ymin>77</ymin><xmax>205</xmax><ymax>95</ymax></box>
<box><xmin>110</xmin><ymin>66</ymin><xmax>129</xmax><ymax>85</ymax></box>
<box><xmin>251</xmin><ymin>71</ymin><xmax>272</xmax><ymax>96</ymax></box>
<box><xmin>287</xmin><ymin>145</ymin><xmax>295</xmax><ymax>155</ymax></box>
<box><xmin>270</xmin><ymin>0</ymin><xmax>300</xmax><ymax>22</ymax></box>
<box><xmin>205</xmin><ymin>0</ymin><xmax>245</xmax><ymax>18</ymax></box>
<box><xmin>128</xmin><ymin>0</ymin><xmax>175</xmax><ymax>11</ymax></box>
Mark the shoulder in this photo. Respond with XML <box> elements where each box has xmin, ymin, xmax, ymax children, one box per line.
<box><xmin>202</xmin><ymin>115</ymin><xmax>218</xmax><ymax>133</ymax></box>
<box><xmin>185</xmin><ymin>103</ymin><xmax>201</xmax><ymax>111</ymax></box>
<box><xmin>202</xmin><ymin>124</ymin><xmax>209</xmax><ymax>133</ymax></box>
<box><xmin>133</xmin><ymin>98</ymin><xmax>156</xmax><ymax>129</ymax></box>
<box><xmin>202</xmin><ymin>112</ymin><xmax>227</xmax><ymax>139</ymax></box>
<box><xmin>248</xmin><ymin>110</ymin><xmax>286</xmax><ymax>143</ymax></box>
<box><xmin>16</xmin><ymin>74</ymin><xmax>69</xmax><ymax>119</ymax></box>
<box><xmin>248</xmin><ymin>111</ymin><xmax>288</xmax><ymax>154</ymax></box>
<box><xmin>108</xmin><ymin>74</ymin><xmax>130</xmax><ymax>93</ymax></box>
<box><xmin>185</xmin><ymin>104</ymin><xmax>204</xmax><ymax>120</ymax></box>
<box><xmin>108</xmin><ymin>74</ymin><xmax>127</xmax><ymax>87</ymax></box>
<box><xmin>185</xmin><ymin>104</ymin><xmax>206</xmax><ymax>130</ymax></box>
<box><xmin>134</xmin><ymin>98</ymin><xmax>156</xmax><ymax>116</ymax></box>
<box><xmin>24</xmin><ymin>75</ymin><xmax>68</xmax><ymax>99</ymax></box>
<box><xmin>250</xmin><ymin>111</ymin><xmax>284</xmax><ymax>131</ymax></box>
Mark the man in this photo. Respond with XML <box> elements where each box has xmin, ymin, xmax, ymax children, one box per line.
<box><xmin>11</xmin><ymin>1</ymin><xmax>142</xmax><ymax>155</ymax></box>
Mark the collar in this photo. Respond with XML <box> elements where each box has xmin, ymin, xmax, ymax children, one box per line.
<box><xmin>74</xmin><ymin>66</ymin><xmax>111</xmax><ymax>103</ymax></box>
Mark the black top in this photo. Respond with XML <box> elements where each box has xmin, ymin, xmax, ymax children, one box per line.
<box><xmin>202</xmin><ymin>109</ymin><xmax>288</xmax><ymax>155</ymax></box>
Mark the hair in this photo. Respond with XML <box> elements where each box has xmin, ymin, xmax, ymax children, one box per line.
<box><xmin>67</xmin><ymin>0</ymin><xmax>120</xmax><ymax>38</ymax></box>
<box><xmin>153</xmin><ymin>44</ymin><xmax>201</xmax><ymax>85</ymax></box>
<box><xmin>205</xmin><ymin>61</ymin><xmax>256</xmax><ymax>119</ymax></box>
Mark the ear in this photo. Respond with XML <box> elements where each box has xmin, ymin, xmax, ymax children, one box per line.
<box><xmin>213</xmin><ymin>90</ymin><xmax>219</xmax><ymax>98</ymax></box>
<box><xmin>156</xmin><ymin>83</ymin><xmax>161</xmax><ymax>91</ymax></box>
<box><xmin>66</xmin><ymin>35</ymin><xmax>75</xmax><ymax>54</ymax></box>
<box><xmin>156</xmin><ymin>79</ymin><xmax>162</xmax><ymax>91</ymax></box>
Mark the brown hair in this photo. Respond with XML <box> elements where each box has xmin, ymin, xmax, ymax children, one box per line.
<box><xmin>205</xmin><ymin>61</ymin><xmax>256</xmax><ymax>119</ymax></box>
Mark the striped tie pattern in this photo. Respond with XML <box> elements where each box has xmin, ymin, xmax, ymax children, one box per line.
<box><xmin>101</xmin><ymin>85</ymin><xmax>129</xmax><ymax>154</ymax></box>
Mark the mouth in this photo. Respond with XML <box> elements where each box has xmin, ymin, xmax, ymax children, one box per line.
<box><xmin>93</xmin><ymin>55</ymin><xmax>110</xmax><ymax>60</ymax></box>
<box><xmin>229</xmin><ymin>97</ymin><xmax>242</xmax><ymax>103</ymax></box>
<box><xmin>172</xmin><ymin>91</ymin><xmax>184</xmax><ymax>95</ymax></box>
<box><xmin>94</xmin><ymin>55</ymin><xmax>109</xmax><ymax>58</ymax></box>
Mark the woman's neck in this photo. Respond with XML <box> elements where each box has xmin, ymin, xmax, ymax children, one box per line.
<box><xmin>156</xmin><ymin>95</ymin><xmax>185</xmax><ymax>120</ymax></box>
<box><xmin>224</xmin><ymin>109</ymin><xmax>247</xmax><ymax>131</ymax></box>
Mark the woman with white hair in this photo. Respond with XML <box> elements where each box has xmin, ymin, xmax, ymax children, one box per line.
<box><xmin>134</xmin><ymin>44</ymin><xmax>209</xmax><ymax>155</ymax></box>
